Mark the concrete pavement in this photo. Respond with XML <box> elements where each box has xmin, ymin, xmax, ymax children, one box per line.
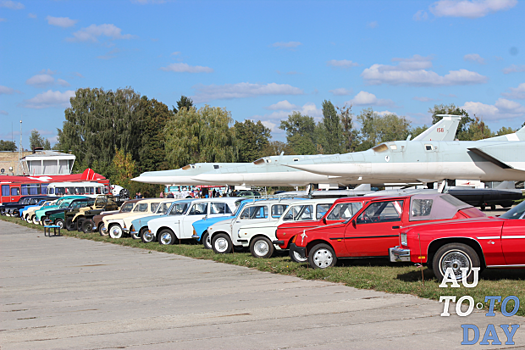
<box><xmin>1</xmin><ymin>220</ymin><xmax>524</xmax><ymax>350</ymax></box>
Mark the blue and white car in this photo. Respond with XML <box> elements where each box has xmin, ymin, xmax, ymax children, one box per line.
<box><xmin>147</xmin><ymin>197</ymin><xmax>243</xmax><ymax>245</ymax></box>
<box><xmin>192</xmin><ymin>199</ymin><xmax>260</xmax><ymax>249</ymax></box>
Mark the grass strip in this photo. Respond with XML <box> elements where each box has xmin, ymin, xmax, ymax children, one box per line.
<box><xmin>2</xmin><ymin>215</ymin><xmax>524</xmax><ymax>317</ymax></box>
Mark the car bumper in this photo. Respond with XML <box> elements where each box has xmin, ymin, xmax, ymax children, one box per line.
<box><xmin>389</xmin><ymin>246</ymin><xmax>411</xmax><ymax>262</ymax></box>
<box><xmin>273</xmin><ymin>240</ymin><xmax>284</xmax><ymax>245</ymax></box>
<box><xmin>191</xmin><ymin>234</ymin><xmax>200</xmax><ymax>240</ymax></box>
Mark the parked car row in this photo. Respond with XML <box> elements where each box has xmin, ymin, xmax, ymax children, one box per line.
<box><xmin>7</xmin><ymin>192</ymin><xmax>524</xmax><ymax>281</ymax></box>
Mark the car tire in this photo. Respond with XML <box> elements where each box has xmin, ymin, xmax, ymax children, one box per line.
<box><xmin>39</xmin><ymin>216</ymin><xmax>46</xmax><ymax>226</ymax></box>
<box><xmin>82</xmin><ymin>219</ymin><xmax>95</xmax><ymax>233</ymax></box>
<box><xmin>108</xmin><ymin>224</ymin><xmax>124</xmax><ymax>239</ymax></box>
<box><xmin>130</xmin><ymin>226</ymin><xmax>140</xmax><ymax>240</ymax></box>
<box><xmin>212</xmin><ymin>233</ymin><xmax>232</xmax><ymax>254</ymax></box>
<box><xmin>55</xmin><ymin>218</ymin><xmax>65</xmax><ymax>229</ymax></box>
<box><xmin>289</xmin><ymin>248</ymin><xmax>307</xmax><ymax>263</ymax></box>
<box><xmin>308</xmin><ymin>243</ymin><xmax>337</xmax><ymax>269</ymax></box>
<box><xmin>158</xmin><ymin>229</ymin><xmax>176</xmax><ymax>245</ymax></box>
<box><xmin>202</xmin><ymin>232</ymin><xmax>212</xmax><ymax>249</ymax></box>
<box><xmin>32</xmin><ymin>216</ymin><xmax>39</xmax><ymax>225</ymax></box>
<box><xmin>250</xmin><ymin>236</ymin><xmax>274</xmax><ymax>258</ymax></box>
<box><xmin>65</xmin><ymin>217</ymin><xmax>77</xmax><ymax>231</ymax></box>
<box><xmin>432</xmin><ymin>243</ymin><xmax>480</xmax><ymax>283</ymax></box>
<box><xmin>98</xmin><ymin>223</ymin><xmax>108</xmax><ymax>236</ymax></box>
<box><xmin>76</xmin><ymin>218</ymin><xmax>85</xmax><ymax>232</ymax></box>
<box><xmin>141</xmin><ymin>228</ymin><xmax>155</xmax><ymax>243</ymax></box>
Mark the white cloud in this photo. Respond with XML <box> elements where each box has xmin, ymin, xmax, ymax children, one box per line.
<box><xmin>265</xmin><ymin>100</ymin><xmax>299</xmax><ymax>110</ymax></box>
<box><xmin>361</xmin><ymin>55</ymin><xmax>487</xmax><ymax>86</ymax></box>
<box><xmin>26</xmin><ymin>74</ymin><xmax>55</xmax><ymax>88</ymax></box>
<box><xmin>67</xmin><ymin>24</ymin><xmax>135</xmax><ymax>42</ymax></box>
<box><xmin>329</xmin><ymin>88</ymin><xmax>353</xmax><ymax>96</ymax></box>
<box><xmin>0</xmin><ymin>85</ymin><xmax>17</xmax><ymax>94</ymax></box>
<box><xmin>413</xmin><ymin>96</ymin><xmax>436</xmax><ymax>102</ymax></box>
<box><xmin>46</xmin><ymin>16</ymin><xmax>77</xmax><ymax>28</ymax></box>
<box><xmin>413</xmin><ymin>10</ymin><xmax>429</xmax><ymax>20</ymax></box>
<box><xmin>347</xmin><ymin>91</ymin><xmax>396</xmax><ymax>107</ymax></box>
<box><xmin>56</xmin><ymin>79</ymin><xmax>70</xmax><ymax>87</ymax></box>
<box><xmin>376</xmin><ymin>110</ymin><xmax>397</xmax><ymax>117</ymax></box>
<box><xmin>272</xmin><ymin>41</ymin><xmax>302</xmax><ymax>49</ymax></box>
<box><xmin>253</xmin><ymin>102</ymin><xmax>323</xmax><ymax>132</ymax></box>
<box><xmin>463</xmin><ymin>53</ymin><xmax>485</xmax><ymax>64</ymax></box>
<box><xmin>0</xmin><ymin>0</ymin><xmax>24</xmax><ymax>10</ymax></box>
<box><xmin>21</xmin><ymin>90</ymin><xmax>75</xmax><ymax>109</ymax></box>
<box><xmin>73</xmin><ymin>72</ymin><xmax>85</xmax><ymax>78</ymax></box>
<box><xmin>502</xmin><ymin>83</ymin><xmax>525</xmax><ymax>100</ymax></box>
<box><xmin>192</xmin><ymin>82</ymin><xmax>304</xmax><ymax>103</ymax></box>
<box><xmin>503</xmin><ymin>64</ymin><xmax>525</xmax><ymax>74</ymax></box>
<box><xmin>171</xmin><ymin>51</ymin><xmax>181</xmax><ymax>56</ymax></box>
<box><xmin>327</xmin><ymin>59</ymin><xmax>359</xmax><ymax>69</ymax></box>
<box><xmin>461</xmin><ymin>98</ymin><xmax>525</xmax><ymax>120</ymax></box>
<box><xmin>0</xmin><ymin>110</ymin><xmax>8</xmax><ymax>115</ymax></box>
<box><xmin>430</xmin><ymin>0</ymin><xmax>517</xmax><ymax>18</ymax></box>
<box><xmin>367</xmin><ymin>21</ymin><xmax>378</xmax><ymax>28</ymax></box>
<box><xmin>160</xmin><ymin>63</ymin><xmax>213</xmax><ymax>73</ymax></box>
<box><xmin>28</xmin><ymin>13</ymin><xmax>37</xmax><ymax>19</ymax></box>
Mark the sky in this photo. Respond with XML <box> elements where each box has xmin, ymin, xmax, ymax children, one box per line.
<box><xmin>1</xmin><ymin>0</ymin><xmax>524</xmax><ymax>150</ymax></box>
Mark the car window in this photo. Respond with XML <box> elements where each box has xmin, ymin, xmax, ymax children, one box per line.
<box><xmin>284</xmin><ymin>204</ymin><xmax>314</xmax><ymax>221</ymax></box>
<box><xmin>411</xmin><ymin>199</ymin><xmax>433</xmax><ymax>217</ymax></box>
<box><xmin>156</xmin><ymin>203</ymin><xmax>171</xmax><ymax>215</ymax></box>
<box><xmin>356</xmin><ymin>200</ymin><xmax>404</xmax><ymax>224</ymax></box>
<box><xmin>151</xmin><ymin>203</ymin><xmax>159</xmax><ymax>213</ymax></box>
<box><xmin>240</xmin><ymin>205</ymin><xmax>268</xmax><ymax>219</ymax></box>
<box><xmin>169</xmin><ymin>202</ymin><xmax>190</xmax><ymax>215</ymax></box>
<box><xmin>133</xmin><ymin>203</ymin><xmax>148</xmax><ymax>212</ymax></box>
<box><xmin>500</xmin><ymin>201</ymin><xmax>525</xmax><ymax>220</ymax></box>
<box><xmin>327</xmin><ymin>202</ymin><xmax>363</xmax><ymax>220</ymax></box>
<box><xmin>121</xmin><ymin>203</ymin><xmax>135</xmax><ymax>212</ymax></box>
<box><xmin>189</xmin><ymin>202</ymin><xmax>208</xmax><ymax>215</ymax></box>
<box><xmin>316</xmin><ymin>204</ymin><xmax>332</xmax><ymax>219</ymax></box>
<box><xmin>210</xmin><ymin>202</ymin><xmax>231</xmax><ymax>214</ymax></box>
<box><xmin>271</xmin><ymin>204</ymin><xmax>288</xmax><ymax>218</ymax></box>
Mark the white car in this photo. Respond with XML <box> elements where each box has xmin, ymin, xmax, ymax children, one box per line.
<box><xmin>147</xmin><ymin>198</ymin><xmax>244</xmax><ymax>245</ymax></box>
<box><xmin>208</xmin><ymin>199</ymin><xmax>298</xmax><ymax>256</ymax></box>
<box><xmin>239</xmin><ymin>198</ymin><xmax>336</xmax><ymax>259</ymax></box>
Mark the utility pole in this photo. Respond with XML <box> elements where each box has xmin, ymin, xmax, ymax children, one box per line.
<box><xmin>18</xmin><ymin>120</ymin><xmax>22</xmax><ymax>175</ymax></box>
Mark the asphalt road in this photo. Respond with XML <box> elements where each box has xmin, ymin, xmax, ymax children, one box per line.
<box><xmin>1</xmin><ymin>220</ymin><xmax>524</xmax><ymax>350</ymax></box>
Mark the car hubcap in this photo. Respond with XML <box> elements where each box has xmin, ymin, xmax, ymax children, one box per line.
<box><xmin>215</xmin><ymin>237</ymin><xmax>228</xmax><ymax>252</ymax></box>
<box><xmin>293</xmin><ymin>251</ymin><xmax>307</xmax><ymax>262</ymax></box>
<box><xmin>143</xmin><ymin>232</ymin><xmax>153</xmax><ymax>242</ymax></box>
<box><xmin>110</xmin><ymin>226</ymin><xmax>122</xmax><ymax>238</ymax></box>
<box><xmin>57</xmin><ymin>221</ymin><xmax>64</xmax><ymax>229</ymax></box>
<box><xmin>160</xmin><ymin>233</ymin><xmax>172</xmax><ymax>245</ymax></box>
<box><xmin>254</xmin><ymin>240</ymin><xmax>269</xmax><ymax>256</ymax></box>
<box><xmin>441</xmin><ymin>251</ymin><xmax>471</xmax><ymax>279</ymax></box>
<box><xmin>313</xmin><ymin>249</ymin><xmax>333</xmax><ymax>268</ymax></box>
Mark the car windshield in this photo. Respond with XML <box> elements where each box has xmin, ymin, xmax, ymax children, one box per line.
<box><xmin>156</xmin><ymin>202</ymin><xmax>172</xmax><ymax>214</ymax></box>
<box><xmin>283</xmin><ymin>204</ymin><xmax>313</xmax><ymax>221</ymax></box>
<box><xmin>58</xmin><ymin>202</ymin><xmax>70</xmax><ymax>209</ymax></box>
<box><xmin>120</xmin><ymin>202</ymin><xmax>135</xmax><ymax>212</ymax></box>
<box><xmin>500</xmin><ymin>202</ymin><xmax>525</xmax><ymax>220</ymax></box>
<box><xmin>169</xmin><ymin>202</ymin><xmax>190</xmax><ymax>215</ymax></box>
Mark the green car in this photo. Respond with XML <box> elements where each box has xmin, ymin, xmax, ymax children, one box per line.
<box><xmin>34</xmin><ymin>195</ymin><xmax>88</xmax><ymax>224</ymax></box>
<box><xmin>47</xmin><ymin>198</ymin><xmax>95</xmax><ymax>229</ymax></box>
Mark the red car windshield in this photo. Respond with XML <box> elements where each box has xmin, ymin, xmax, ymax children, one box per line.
<box><xmin>500</xmin><ymin>201</ymin><xmax>525</xmax><ymax>220</ymax></box>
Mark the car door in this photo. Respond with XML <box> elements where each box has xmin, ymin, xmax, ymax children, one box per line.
<box><xmin>232</xmin><ymin>204</ymin><xmax>268</xmax><ymax>244</ymax></box>
<box><xmin>181</xmin><ymin>202</ymin><xmax>208</xmax><ymax>239</ymax></box>
<box><xmin>344</xmin><ymin>200</ymin><xmax>404</xmax><ymax>257</ymax></box>
<box><xmin>501</xmin><ymin>216</ymin><xmax>525</xmax><ymax>265</ymax></box>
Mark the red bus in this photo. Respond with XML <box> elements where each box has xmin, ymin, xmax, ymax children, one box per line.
<box><xmin>0</xmin><ymin>168</ymin><xmax>109</xmax><ymax>204</ymax></box>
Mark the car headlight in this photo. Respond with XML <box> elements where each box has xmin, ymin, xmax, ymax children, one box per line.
<box><xmin>400</xmin><ymin>233</ymin><xmax>407</xmax><ymax>246</ymax></box>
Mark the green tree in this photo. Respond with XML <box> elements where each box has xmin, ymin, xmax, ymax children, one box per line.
<box><xmin>322</xmin><ymin>100</ymin><xmax>344</xmax><ymax>154</ymax></box>
<box><xmin>138</xmin><ymin>96</ymin><xmax>172</xmax><ymax>172</ymax></box>
<box><xmin>172</xmin><ymin>95</ymin><xmax>194</xmax><ymax>114</ymax></box>
<box><xmin>429</xmin><ymin>104</ymin><xmax>473</xmax><ymax>140</ymax></box>
<box><xmin>356</xmin><ymin>109</ymin><xmax>411</xmax><ymax>151</ymax></box>
<box><xmin>234</xmin><ymin>120</ymin><xmax>271</xmax><ymax>162</ymax></box>
<box><xmin>57</xmin><ymin>87</ymin><xmax>143</xmax><ymax>175</ymax></box>
<box><xmin>410</xmin><ymin>125</ymin><xmax>428</xmax><ymax>139</ymax></box>
<box><xmin>467</xmin><ymin>117</ymin><xmax>494</xmax><ymax>140</ymax></box>
<box><xmin>337</xmin><ymin>104</ymin><xmax>358</xmax><ymax>152</ymax></box>
<box><xmin>29</xmin><ymin>129</ymin><xmax>46</xmax><ymax>150</ymax></box>
<box><xmin>0</xmin><ymin>140</ymin><xmax>17</xmax><ymax>151</ymax></box>
<box><xmin>279</xmin><ymin>112</ymin><xmax>317</xmax><ymax>155</ymax></box>
<box><xmin>164</xmin><ymin>105</ymin><xmax>237</xmax><ymax>168</ymax></box>
<box><xmin>496</xmin><ymin>126</ymin><xmax>516</xmax><ymax>136</ymax></box>
<box><xmin>261</xmin><ymin>140</ymin><xmax>295</xmax><ymax>156</ymax></box>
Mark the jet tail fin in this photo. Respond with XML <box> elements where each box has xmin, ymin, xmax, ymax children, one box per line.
<box><xmin>412</xmin><ymin>115</ymin><xmax>461</xmax><ymax>142</ymax></box>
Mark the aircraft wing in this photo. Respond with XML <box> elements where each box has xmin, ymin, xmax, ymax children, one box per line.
<box><xmin>468</xmin><ymin>142</ymin><xmax>525</xmax><ymax>172</ymax></box>
<box><xmin>413</xmin><ymin>116</ymin><xmax>461</xmax><ymax>142</ymax></box>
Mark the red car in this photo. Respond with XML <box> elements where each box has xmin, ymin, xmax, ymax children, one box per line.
<box><xmin>291</xmin><ymin>193</ymin><xmax>485</xmax><ymax>269</ymax></box>
<box><xmin>390</xmin><ymin>200</ymin><xmax>525</xmax><ymax>281</ymax></box>
<box><xmin>274</xmin><ymin>196</ymin><xmax>376</xmax><ymax>262</ymax></box>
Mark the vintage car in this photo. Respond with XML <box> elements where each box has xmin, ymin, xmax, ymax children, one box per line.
<box><xmin>34</xmin><ymin>195</ymin><xmax>88</xmax><ymax>224</ymax></box>
<box><xmin>93</xmin><ymin>199</ymin><xmax>141</xmax><ymax>236</ymax></box>
<box><xmin>131</xmin><ymin>199</ymin><xmax>192</xmax><ymax>242</ymax></box>
<box><xmin>390</xmin><ymin>200</ymin><xmax>525</xmax><ymax>281</ymax></box>
<box><xmin>1</xmin><ymin>196</ymin><xmax>55</xmax><ymax>216</ymax></box>
<box><xmin>147</xmin><ymin>198</ymin><xmax>243</xmax><ymax>245</ymax></box>
<box><xmin>103</xmin><ymin>198</ymin><xmax>166</xmax><ymax>239</ymax></box>
<box><xmin>66</xmin><ymin>194</ymin><xmax>121</xmax><ymax>232</ymax></box>
<box><xmin>238</xmin><ymin>198</ymin><xmax>334</xmax><ymax>259</ymax></box>
<box><xmin>117</xmin><ymin>199</ymin><xmax>177</xmax><ymax>239</ymax></box>
<box><xmin>208</xmin><ymin>199</ymin><xmax>296</xmax><ymax>255</ymax></box>
<box><xmin>273</xmin><ymin>197</ymin><xmax>367</xmax><ymax>262</ymax></box>
<box><xmin>191</xmin><ymin>199</ymin><xmax>259</xmax><ymax>249</ymax></box>
<box><xmin>18</xmin><ymin>199</ymin><xmax>47</xmax><ymax>219</ymax></box>
<box><xmin>47</xmin><ymin>198</ymin><xmax>96</xmax><ymax>228</ymax></box>
<box><xmin>23</xmin><ymin>200</ymin><xmax>57</xmax><ymax>223</ymax></box>
<box><xmin>292</xmin><ymin>194</ymin><xmax>486</xmax><ymax>269</ymax></box>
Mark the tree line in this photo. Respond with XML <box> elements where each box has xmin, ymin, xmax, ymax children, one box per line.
<box><xmin>1</xmin><ymin>87</ymin><xmax>522</xmax><ymax>196</ymax></box>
